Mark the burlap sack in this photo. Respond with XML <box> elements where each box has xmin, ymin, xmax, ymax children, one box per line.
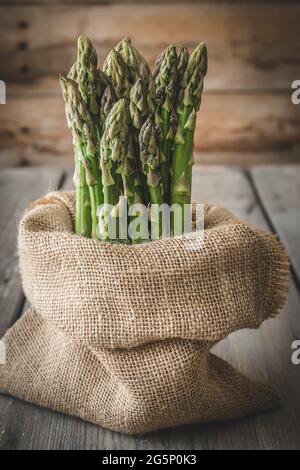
<box><xmin>0</xmin><ymin>192</ymin><xmax>289</xmax><ymax>434</ymax></box>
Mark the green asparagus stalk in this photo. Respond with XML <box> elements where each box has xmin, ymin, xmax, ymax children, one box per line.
<box><xmin>139</xmin><ymin>116</ymin><xmax>163</xmax><ymax>239</ymax></box>
<box><xmin>139</xmin><ymin>116</ymin><xmax>163</xmax><ymax>204</ymax></box>
<box><xmin>60</xmin><ymin>76</ymin><xmax>102</xmax><ymax>239</ymax></box>
<box><xmin>76</xmin><ymin>36</ymin><xmax>100</xmax><ymax>113</ymax></box>
<box><xmin>122</xmin><ymin>132</ymin><xmax>147</xmax><ymax>244</ymax></box>
<box><xmin>68</xmin><ymin>37</ymin><xmax>105</xmax><ymax>224</ymax></box>
<box><xmin>103</xmin><ymin>49</ymin><xmax>131</xmax><ymax>100</ymax></box>
<box><xmin>99</xmin><ymin>85</ymin><xmax>116</xmax><ymax>133</ymax></box>
<box><xmin>99</xmin><ymin>98</ymin><xmax>129</xmax><ymax>241</ymax></box>
<box><xmin>115</xmin><ymin>37</ymin><xmax>155</xmax><ymax>112</ymax></box>
<box><xmin>115</xmin><ymin>37</ymin><xmax>148</xmax><ymax>82</ymax></box>
<box><xmin>176</xmin><ymin>46</ymin><xmax>189</xmax><ymax>93</ymax></box>
<box><xmin>129</xmin><ymin>78</ymin><xmax>149</xmax><ymax>130</ymax></box>
<box><xmin>170</xmin><ymin>42</ymin><xmax>207</xmax><ymax>234</ymax></box>
<box><xmin>61</xmin><ymin>78</ymin><xmax>91</xmax><ymax>237</ymax></box>
<box><xmin>73</xmin><ymin>147</ymin><xmax>92</xmax><ymax>237</ymax></box>
<box><xmin>129</xmin><ymin>78</ymin><xmax>152</xmax><ymax>204</ymax></box>
<box><xmin>154</xmin><ymin>44</ymin><xmax>178</xmax><ymax>203</ymax></box>
<box><xmin>122</xmin><ymin>132</ymin><xmax>142</xmax><ymax>208</ymax></box>
<box><xmin>69</xmin><ymin>39</ymin><xmax>112</xmax><ymax>123</ymax></box>
<box><xmin>76</xmin><ymin>37</ymin><xmax>104</xmax><ymax>195</ymax></box>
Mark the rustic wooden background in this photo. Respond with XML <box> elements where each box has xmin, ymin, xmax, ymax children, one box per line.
<box><xmin>0</xmin><ymin>0</ymin><xmax>299</xmax><ymax>168</ymax></box>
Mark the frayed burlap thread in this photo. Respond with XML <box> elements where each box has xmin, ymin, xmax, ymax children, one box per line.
<box><xmin>0</xmin><ymin>192</ymin><xmax>289</xmax><ymax>434</ymax></box>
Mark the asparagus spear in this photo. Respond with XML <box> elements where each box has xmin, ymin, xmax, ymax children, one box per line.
<box><xmin>99</xmin><ymin>85</ymin><xmax>116</xmax><ymax>133</ymax></box>
<box><xmin>76</xmin><ymin>37</ymin><xmax>104</xmax><ymax>184</ymax></box>
<box><xmin>68</xmin><ymin>37</ymin><xmax>106</xmax><ymax>221</ymax></box>
<box><xmin>177</xmin><ymin>46</ymin><xmax>189</xmax><ymax>93</ymax></box>
<box><xmin>170</xmin><ymin>42</ymin><xmax>207</xmax><ymax>234</ymax></box>
<box><xmin>120</xmin><ymin>130</ymin><xmax>147</xmax><ymax>244</ymax></box>
<box><xmin>73</xmin><ymin>147</ymin><xmax>92</xmax><ymax>237</ymax></box>
<box><xmin>154</xmin><ymin>44</ymin><xmax>178</xmax><ymax>203</ymax></box>
<box><xmin>115</xmin><ymin>37</ymin><xmax>147</xmax><ymax>82</ymax></box>
<box><xmin>76</xmin><ymin>36</ymin><xmax>100</xmax><ymax>116</ymax></box>
<box><xmin>99</xmin><ymin>98</ymin><xmax>129</xmax><ymax>241</ymax></box>
<box><xmin>139</xmin><ymin>116</ymin><xmax>163</xmax><ymax>204</ymax></box>
<box><xmin>122</xmin><ymin>132</ymin><xmax>138</xmax><ymax>208</ymax></box>
<box><xmin>139</xmin><ymin>117</ymin><xmax>163</xmax><ymax>239</ymax></box>
<box><xmin>60</xmin><ymin>76</ymin><xmax>102</xmax><ymax>239</ymax></box>
<box><xmin>129</xmin><ymin>78</ymin><xmax>152</xmax><ymax>204</ymax></box>
<box><xmin>116</xmin><ymin>37</ymin><xmax>155</xmax><ymax>112</ymax></box>
<box><xmin>103</xmin><ymin>49</ymin><xmax>131</xmax><ymax>100</ymax></box>
<box><xmin>61</xmin><ymin>77</ymin><xmax>91</xmax><ymax>237</ymax></box>
<box><xmin>129</xmin><ymin>78</ymin><xmax>149</xmax><ymax>130</ymax></box>
<box><xmin>103</xmin><ymin>49</ymin><xmax>131</xmax><ymax>200</ymax></box>
<box><xmin>69</xmin><ymin>38</ymin><xmax>112</xmax><ymax>122</ymax></box>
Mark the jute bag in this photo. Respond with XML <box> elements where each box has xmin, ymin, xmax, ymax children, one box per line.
<box><xmin>0</xmin><ymin>192</ymin><xmax>289</xmax><ymax>434</ymax></box>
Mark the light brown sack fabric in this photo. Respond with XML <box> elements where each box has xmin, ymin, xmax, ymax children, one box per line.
<box><xmin>0</xmin><ymin>191</ymin><xmax>289</xmax><ymax>434</ymax></box>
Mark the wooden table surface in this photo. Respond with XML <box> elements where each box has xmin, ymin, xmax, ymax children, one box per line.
<box><xmin>0</xmin><ymin>165</ymin><xmax>299</xmax><ymax>450</ymax></box>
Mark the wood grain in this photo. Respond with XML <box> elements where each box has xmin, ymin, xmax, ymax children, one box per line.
<box><xmin>0</xmin><ymin>168</ymin><xmax>63</xmax><ymax>337</ymax></box>
<box><xmin>250</xmin><ymin>165</ymin><xmax>300</xmax><ymax>285</ymax></box>
<box><xmin>1</xmin><ymin>3</ymin><xmax>299</xmax><ymax>91</ymax></box>
<box><xmin>1</xmin><ymin>166</ymin><xmax>299</xmax><ymax>449</ymax></box>
<box><xmin>1</xmin><ymin>91</ymin><xmax>299</xmax><ymax>167</ymax></box>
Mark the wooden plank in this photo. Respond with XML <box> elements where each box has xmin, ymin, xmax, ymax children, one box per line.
<box><xmin>196</xmin><ymin>92</ymin><xmax>299</xmax><ymax>154</ymax></box>
<box><xmin>195</xmin><ymin>151</ymin><xmax>300</xmax><ymax>167</ymax></box>
<box><xmin>249</xmin><ymin>165</ymin><xmax>300</xmax><ymax>285</ymax></box>
<box><xmin>1</xmin><ymin>4</ymin><xmax>299</xmax><ymax>92</ymax></box>
<box><xmin>0</xmin><ymin>167</ymin><xmax>63</xmax><ymax>338</ymax></box>
<box><xmin>1</xmin><ymin>166</ymin><xmax>299</xmax><ymax>449</ymax></box>
<box><xmin>1</xmin><ymin>92</ymin><xmax>299</xmax><ymax>167</ymax></box>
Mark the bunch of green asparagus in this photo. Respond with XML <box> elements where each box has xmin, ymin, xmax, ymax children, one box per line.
<box><xmin>60</xmin><ymin>36</ymin><xmax>207</xmax><ymax>242</ymax></box>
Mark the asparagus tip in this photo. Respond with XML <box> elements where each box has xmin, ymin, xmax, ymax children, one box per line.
<box><xmin>189</xmin><ymin>41</ymin><xmax>208</xmax><ymax>77</ymax></box>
